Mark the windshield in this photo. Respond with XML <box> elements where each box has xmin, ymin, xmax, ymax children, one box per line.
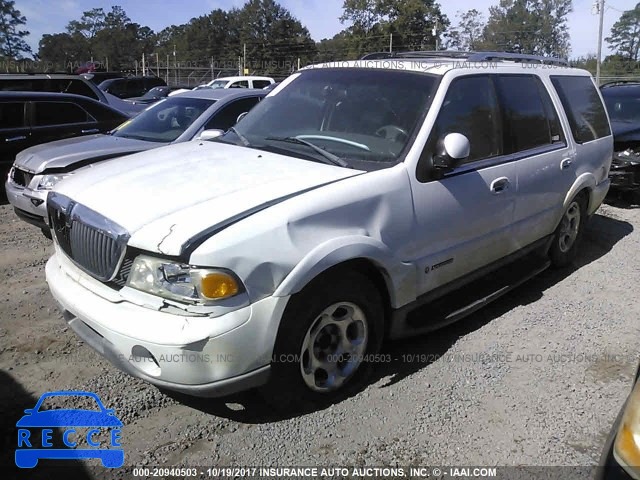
<box><xmin>226</xmin><ymin>68</ymin><xmax>438</xmax><ymax>169</ymax></box>
<box><xmin>603</xmin><ymin>93</ymin><xmax>640</xmax><ymax>123</ymax></box>
<box><xmin>112</xmin><ymin>97</ymin><xmax>214</xmax><ymax>142</ymax></box>
<box><xmin>142</xmin><ymin>87</ymin><xmax>166</xmax><ymax>99</ymax></box>
<box><xmin>209</xmin><ymin>80</ymin><xmax>229</xmax><ymax>89</ymax></box>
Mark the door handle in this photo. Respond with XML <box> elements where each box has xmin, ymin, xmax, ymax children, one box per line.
<box><xmin>490</xmin><ymin>177</ymin><xmax>510</xmax><ymax>194</ymax></box>
<box><xmin>5</xmin><ymin>135</ymin><xmax>26</xmax><ymax>142</ymax></box>
<box><xmin>560</xmin><ymin>158</ymin><xmax>573</xmax><ymax>170</ymax></box>
<box><xmin>81</xmin><ymin>128</ymin><xmax>99</xmax><ymax>134</ymax></box>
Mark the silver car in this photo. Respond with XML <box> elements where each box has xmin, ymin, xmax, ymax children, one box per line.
<box><xmin>5</xmin><ymin>88</ymin><xmax>265</xmax><ymax>235</ymax></box>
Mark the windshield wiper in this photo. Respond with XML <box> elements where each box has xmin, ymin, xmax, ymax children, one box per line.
<box><xmin>265</xmin><ymin>136</ymin><xmax>349</xmax><ymax>167</ymax></box>
<box><xmin>228</xmin><ymin>126</ymin><xmax>251</xmax><ymax>147</ymax></box>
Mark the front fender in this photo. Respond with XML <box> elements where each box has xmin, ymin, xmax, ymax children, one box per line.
<box><xmin>272</xmin><ymin>235</ymin><xmax>416</xmax><ymax>308</ymax></box>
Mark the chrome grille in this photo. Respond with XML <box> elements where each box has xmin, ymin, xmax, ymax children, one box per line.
<box><xmin>48</xmin><ymin>192</ymin><xmax>130</xmax><ymax>282</ymax></box>
<box><xmin>11</xmin><ymin>167</ymin><xmax>34</xmax><ymax>188</ymax></box>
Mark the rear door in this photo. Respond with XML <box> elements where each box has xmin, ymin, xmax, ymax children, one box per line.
<box><xmin>495</xmin><ymin>74</ymin><xmax>574</xmax><ymax>247</ymax></box>
<box><xmin>0</xmin><ymin>101</ymin><xmax>30</xmax><ymax>173</ymax></box>
<box><xmin>29</xmin><ymin>101</ymin><xmax>97</xmax><ymax>145</ymax></box>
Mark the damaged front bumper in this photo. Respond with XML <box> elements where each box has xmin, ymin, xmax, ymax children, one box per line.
<box><xmin>46</xmin><ymin>252</ymin><xmax>290</xmax><ymax>397</ymax></box>
<box><xmin>609</xmin><ymin>149</ymin><xmax>640</xmax><ymax>191</ymax></box>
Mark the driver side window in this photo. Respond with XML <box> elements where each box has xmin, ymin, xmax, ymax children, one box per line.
<box><xmin>429</xmin><ymin>76</ymin><xmax>503</xmax><ymax>164</ymax></box>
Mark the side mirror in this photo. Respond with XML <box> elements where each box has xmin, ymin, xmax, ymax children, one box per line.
<box><xmin>197</xmin><ymin>129</ymin><xmax>224</xmax><ymax>141</ymax></box>
<box><xmin>236</xmin><ymin>112</ymin><xmax>248</xmax><ymax>124</ymax></box>
<box><xmin>433</xmin><ymin>133</ymin><xmax>470</xmax><ymax>172</ymax></box>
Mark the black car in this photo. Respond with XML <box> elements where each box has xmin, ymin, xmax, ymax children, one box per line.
<box><xmin>598</xmin><ymin>361</ymin><xmax>640</xmax><ymax>479</ymax></box>
<box><xmin>98</xmin><ymin>76</ymin><xmax>167</xmax><ymax>99</ymax></box>
<box><xmin>600</xmin><ymin>81</ymin><xmax>640</xmax><ymax>197</ymax></box>
<box><xmin>0</xmin><ymin>91</ymin><xmax>128</xmax><ymax>183</ymax></box>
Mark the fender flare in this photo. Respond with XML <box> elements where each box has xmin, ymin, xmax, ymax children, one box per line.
<box><xmin>564</xmin><ymin>172</ymin><xmax>596</xmax><ymax>213</ymax></box>
<box><xmin>272</xmin><ymin>235</ymin><xmax>416</xmax><ymax>308</ymax></box>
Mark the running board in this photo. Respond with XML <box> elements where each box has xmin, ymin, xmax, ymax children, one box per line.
<box><xmin>389</xmin><ymin>253</ymin><xmax>551</xmax><ymax>340</ymax></box>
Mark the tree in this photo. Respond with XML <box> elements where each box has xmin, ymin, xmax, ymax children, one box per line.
<box><xmin>482</xmin><ymin>0</ymin><xmax>572</xmax><ymax>58</ymax></box>
<box><xmin>0</xmin><ymin>0</ymin><xmax>31</xmax><ymax>59</ymax></box>
<box><xmin>606</xmin><ymin>3</ymin><xmax>640</xmax><ymax>62</ymax></box>
<box><xmin>446</xmin><ymin>9</ymin><xmax>485</xmax><ymax>51</ymax></box>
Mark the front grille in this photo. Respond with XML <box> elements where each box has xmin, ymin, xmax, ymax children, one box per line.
<box><xmin>48</xmin><ymin>192</ymin><xmax>130</xmax><ymax>282</ymax></box>
<box><xmin>11</xmin><ymin>167</ymin><xmax>34</xmax><ymax>188</ymax></box>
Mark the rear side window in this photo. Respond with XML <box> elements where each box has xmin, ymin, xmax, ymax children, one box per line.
<box><xmin>551</xmin><ymin>76</ymin><xmax>611</xmax><ymax>143</ymax></box>
<box><xmin>229</xmin><ymin>81</ymin><xmax>249</xmax><ymax>89</ymax></box>
<box><xmin>496</xmin><ymin>75</ymin><xmax>563</xmax><ymax>152</ymax></box>
<box><xmin>205</xmin><ymin>97</ymin><xmax>261</xmax><ymax>131</ymax></box>
<box><xmin>0</xmin><ymin>102</ymin><xmax>26</xmax><ymax>128</ymax></box>
<box><xmin>33</xmin><ymin>102</ymin><xmax>90</xmax><ymax>126</ymax></box>
<box><xmin>253</xmin><ymin>80</ymin><xmax>271</xmax><ymax>89</ymax></box>
<box><xmin>429</xmin><ymin>75</ymin><xmax>502</xmax><ymax>163</ymax></box>
<box><xmin>63</xmin><ymin>80</ymin><xmax>99</xmax><ymax>100</ymax></box>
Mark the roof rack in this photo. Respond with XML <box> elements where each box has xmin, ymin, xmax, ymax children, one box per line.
<box><xmin>360</xmin><ymin>51</ymin><xmax>471</xmax><ymax>60</ymax></box>
<box><xmin>600</xmin><ymin>80</ymin><xmax>640</xmax><ymax>88</ymax></box>
<box><xmin>360</xmin><ymin>50</ymin><xmax>570</xmax><ymax>67</ymax></box>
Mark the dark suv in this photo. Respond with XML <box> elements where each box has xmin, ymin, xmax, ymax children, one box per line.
<box><xmin>98</xmin><ymin>76</ymin><xmax>166</xmax><ymax>99</ymax></box>
<box><xmin>600</xmin><ymin>81</ymin><xmax>640</xmax><ymax>198</ymax></box>
<box><xmin>1</xmin><ymin>91</ymin><xmax>128</xmax><ymax>200</ymax></box>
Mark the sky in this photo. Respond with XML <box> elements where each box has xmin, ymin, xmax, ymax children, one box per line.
<box><xmin>16</xmin><ymin>0</ymin><xmax>636</xmax><ymax>59</ymax></box>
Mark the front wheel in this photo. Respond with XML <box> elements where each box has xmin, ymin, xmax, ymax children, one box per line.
<box><xmin>262</xmin><ymin>269</ymin><xmax>384</xmax><ymax>407</ymax></box>
<box><xmin>549</xmin><ymin>193</ymin><xmax>587</xmax><ymax>267</ymax></box>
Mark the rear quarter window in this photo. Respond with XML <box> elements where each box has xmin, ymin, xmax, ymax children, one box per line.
<box><xmin>551</xmin><ymin>76</ymin><xmax>611</xmax><ymax>143</ymax></box>
<box><xmin>33</xmin><ymin>101</ymin><xmax>91</xmax><ymax>126</ymax></box>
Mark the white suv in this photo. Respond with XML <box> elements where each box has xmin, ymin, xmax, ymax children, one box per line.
<box><xmin>45</xmin><ymin>52</ymin><xmax>612</xmax><ymax>402</ymax></box>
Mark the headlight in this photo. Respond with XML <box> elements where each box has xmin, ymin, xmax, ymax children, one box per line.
<box><xmin>37</xmin><ymin>174</ymin><xmax>71</xmax><ymax>190</ymax></box>
<box><xmin>614</xmin><ymin>380</ymin><xmax>640</xmax><ymax>479</ymax></box>
<box><xmin>126</xmin><ymin>254</ymin><xmax>241</xmax><ymax>304</ymax></box>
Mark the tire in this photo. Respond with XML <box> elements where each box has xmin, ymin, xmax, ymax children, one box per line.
<box><xmin>549</xmin><ymin>193</ymin><xmax>587</xmax><ymax>268</ymax></box>
<box><xmin>261</xmin><ymin>269</ymin><xmax>384</xmax><ymax>407</ymax></box>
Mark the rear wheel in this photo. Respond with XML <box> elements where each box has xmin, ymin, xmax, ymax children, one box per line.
<box><xmin>262</xmin><ymin>269</ymin><xmax>383</xmax><ymax>407</ymax></box>
<box><xmin>549</xmin><ymin>193</ymin><xmax>587</xmax><ymax>267</ymax></box>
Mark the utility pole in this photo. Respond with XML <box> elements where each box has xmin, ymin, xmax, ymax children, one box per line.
<box><xmin>173</xmin><ymin>44</ymin><xmax>177</xmax><ymax>85</ymax></box>
<box><xmin>243</xmin><ymin>43</ymin><xmax>246</xmax><ymax>75</ymax></box>
<box><xmin>166</xmin><ymin>54</ymin><xmax>169</xmax><ymax>83</ymax></box>
<box><xmin>156</xmin><ymin>53</ymin><xmax>159</xmax><ymax>77</ymax></box>
<box><xmin>142</xmin><ymin>52</ymin><xmax>145</xmax><ymax>76</ymax></box>
<box><xmin>433</xmin><ymin>19</ymin><xmax>439</xmax><ymax>51</ymax></box>
<box><xmin>389</xmin><ymin>33</ymin><xmax>393</xmax><ymax>53</ymax></box>
<box><xmin>596</xmin><ymin>0</ymin><xmax>605</xmax><ymax>85</ymax></box>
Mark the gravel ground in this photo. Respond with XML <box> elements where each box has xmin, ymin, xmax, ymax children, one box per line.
<box><xmin>1</xmin><ymin>199</ymin><xmax>638</xmax><ymax>476</ymax></box>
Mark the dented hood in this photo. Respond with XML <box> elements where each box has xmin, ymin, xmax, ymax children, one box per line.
<box><xmin>15</xmin><ymin>134</ymin><xmax>158</xmax><ymax>173</ymax></box>
<box><xmin>54</xmin><ymin>141</ymin><xmax>362</xmax><ymax>256</ymax></box>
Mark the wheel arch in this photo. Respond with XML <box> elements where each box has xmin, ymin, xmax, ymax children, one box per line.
<box><xmin>563</xmin><ymin>173</ymin><xmax>596</xmax><ymax>215</ymax></box>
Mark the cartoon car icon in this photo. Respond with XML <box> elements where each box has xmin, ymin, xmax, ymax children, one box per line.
<box><xmin>15</xmin><ymin>390</ymin><xmax>124</xmax><ymax>468</ymax></box>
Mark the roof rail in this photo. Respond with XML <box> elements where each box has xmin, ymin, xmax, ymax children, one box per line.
<box><xmin>467</xmin><ymin>52</ymin><xmax>570</xmax><ymax>67</ymax></box>
<box><xmin>360</xmin><ymin>51</ymin><xmax>471</xmax><ymax>60</ymax></box>
<box><xmin>600</xmin><ymin>80</ymin><xmax>640</xmax><ymax>88</ymax></box>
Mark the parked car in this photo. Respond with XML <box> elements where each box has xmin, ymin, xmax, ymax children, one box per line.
<box><xmin>6</xmin><ymin>89</ymin><xmax>265</xmax><ymax>234</ymax></box>
<box><xmin>45</xmin><ymin>52</ymin><xmax>612</xmax><ymax>404</ymax></box>
<box><xmin>98</xmin><ymin>76</ymin><xmax>166</xmax><ymax>99</ymax></box>
<box><xmin>80</xmin><ymin>71</ymin><xmax>125</xmax><ymax>85</ymax></box>
<box><xmin>600</xmin><ymin>81</ymin><xmax>640</xmax><ymax>199</ymax></box>
<box><xmin>598</xmin><ymin>360</ymin><xmax>640</xmax><ymax>480</ymax></box>
<box><xmin>0</xmin><ymin>73</ymin><xmax>145</xmax><ymax>117</ymax></box>
<box><xmin>196</xmin><ymin>75</ymin><xmax>275</xmax><ymax>90</ymax></box>
<box><xmin>1</xmin><ymin>91</ymin><xmax>127</xmax><ymax>203</ymax></box>
<box><xmin>125</xmin><ymin>85</ymin><xmax>188</xmax><ymax>105</ymax></box>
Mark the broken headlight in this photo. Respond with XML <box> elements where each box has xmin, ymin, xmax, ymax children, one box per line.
<box><xmin>126</xmin><ymin>254</ymin><xmax>242</xmax><ymax>305</ymax></box>
<box><xmin>37</xmin><ymin>173</ymin><xmax>71</xmax><ymax>190</ymax></box>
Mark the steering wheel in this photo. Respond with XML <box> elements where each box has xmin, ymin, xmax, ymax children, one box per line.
<box><xmin>376</xmin><ymin>125</ymin><xmax>409</xmax><ymax>142</ymax></box>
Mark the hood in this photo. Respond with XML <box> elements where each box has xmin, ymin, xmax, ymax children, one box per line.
<box><xmin>55</xmin><ymin>141</ymin><xmax>363</xmax><ymax>256</ymax></box>
<box><xmin>611</xmin><ymin>120</ymin><xmax>640</xmax><ymax>142</ymax></box>
<box><xmin>15</xmin><ymin>135</ymin><xmax>159</xmax><ymax>173</ymax></box>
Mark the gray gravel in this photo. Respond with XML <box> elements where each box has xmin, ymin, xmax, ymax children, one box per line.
<box><xmin>1</xmin><ymin>200</ymin><xmax>638</xmax><ymax>471</ymax></box>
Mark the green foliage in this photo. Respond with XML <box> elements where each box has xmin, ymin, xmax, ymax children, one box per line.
<box><xmin>606</xmin><ymin>3</ymin><xmax>640</xmax><ymax>62</ymax></box>
<box><xmin>446</xmin><ymin>9</ymin><xmax>485</xmax><ymax>51</ymax></box>
<box><xmin>481</xmin><ymin>0</ymin><xmax>572</xmax><ymax>58</ymax></box>
<box><xmin>0</xmin><ymin>0</ymin><xmax>31</xmax><ymax>59</ymax></box>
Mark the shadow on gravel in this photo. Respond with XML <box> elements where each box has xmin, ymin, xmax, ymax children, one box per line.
<box><xmin>0</xmin><ymin>371</ymin><xmax>91</xmax><ymax>477</ymax></box>
<box><xmin>166</xmin><ymin>213</ymin><xmax>633</xmax><ymax>422</ymax></box>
